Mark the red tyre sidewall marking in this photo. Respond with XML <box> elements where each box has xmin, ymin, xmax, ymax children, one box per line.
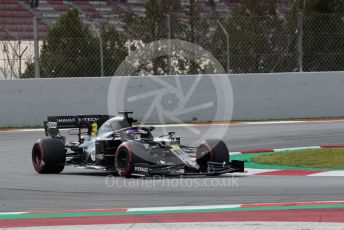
<box><xmin>32</xmin><ymin>141</ymin><xmax>45</xmax><ymax>173</ymax></box>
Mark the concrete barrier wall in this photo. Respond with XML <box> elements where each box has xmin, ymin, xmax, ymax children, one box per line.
<box><xmin>1</xmin><ymin>72</ymin><xmax>344</xmax><ymax>127</ymax></box>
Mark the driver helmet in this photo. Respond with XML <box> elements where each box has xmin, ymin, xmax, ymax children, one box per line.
<box><xmin>126</xmin><ymin>128</ymin><xmax>141</xmax><ymax>139</ymax></box>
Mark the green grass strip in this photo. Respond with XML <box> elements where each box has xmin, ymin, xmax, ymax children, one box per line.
<box><xmin>231</xmin><ymin>149</ymin><xmax>344</xmax><ymax>170</ymax></box>
<box><xmin>253</xmin><ymin>148</ymin><xmax>344</xmax><ymax>169</ymax></box>
<box><xmin>1</xmin><ymin>204</ymin><xmax>344</xmax><ymax>220</ymax></box>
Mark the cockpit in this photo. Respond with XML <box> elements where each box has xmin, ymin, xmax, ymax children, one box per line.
<box><xmin>124</xmin><ymin>127</ymin><xmax>153</xmax><ymax>140</ymax></box>
<box><xmin>97</xmin><ymin>116</ymin><xmax>130</xmax><ymax>137</ymax></box>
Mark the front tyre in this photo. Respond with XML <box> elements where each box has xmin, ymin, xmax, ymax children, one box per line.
<box><xmin>196</xmin><ymin>139</ymin><xmax>229</xmax><ymax>171</ymax></box>
<box><xmin>114</xmin><ymin>143</ymin><xmax>135</xmax><ymax>177</ymax></box>
<box><xmin>32</xmin><ymin>138</ymin><xmax>66</xmax><ymax>174</ymax></box>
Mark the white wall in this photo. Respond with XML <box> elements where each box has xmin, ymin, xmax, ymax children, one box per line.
<box><xmin>231</xmin><ymin>72</ymin><xmax>344</xmax><ymax>120</ymax></box>
<box><xmin>1</xmin><ymin>72</ymin><xmax>344</xmax><ymax>127</ymax></box>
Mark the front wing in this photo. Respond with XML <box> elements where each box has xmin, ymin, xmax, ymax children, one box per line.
<box><xmin>132</xmin><ymin>160</ymin><xmax>245</xmax><ymax>177</ymax></box>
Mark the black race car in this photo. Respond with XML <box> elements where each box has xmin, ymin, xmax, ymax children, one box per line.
<box><xmin>32</xmin><ymin>112</ymin><xmax>244</xmax><ymax>177</ymax></box>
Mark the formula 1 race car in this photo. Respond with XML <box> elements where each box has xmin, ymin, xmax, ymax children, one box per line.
<box><xmin>32</xmin><ymin>112</ymin><xmax>244</xmax><ymax>177</ymax></box>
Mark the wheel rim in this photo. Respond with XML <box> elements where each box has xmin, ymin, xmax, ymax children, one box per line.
<box><xmin>196</xmin><ymin>145</ymin><xmax>211</xmax><ymax>164</ymax></box>
<box><xmin>117</xmin><ymin>148</ymin><xmax>129</xmax><ymax>170</ymax></box>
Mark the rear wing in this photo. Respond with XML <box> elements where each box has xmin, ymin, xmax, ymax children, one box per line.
<box><xmin>44</xmin><ymin>115</ymin><xmax>110</xmax><ymax>137</ymax></box>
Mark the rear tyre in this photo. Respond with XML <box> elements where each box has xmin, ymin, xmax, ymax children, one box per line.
<box><xmin>32</xmin><ymin>138</ymin><xmax>66</xmax><ymax>174</ymax></box>
<box><xmin>196</xmin><ymin>139</ymin><xmax>229</xmax><ymax>171</ymax></box>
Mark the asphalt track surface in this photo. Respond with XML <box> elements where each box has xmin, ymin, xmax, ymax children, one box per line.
<box><xmin>1</xmin><ymin>121</ymin><xmax>344</xmax><ymax>212</ymax></box>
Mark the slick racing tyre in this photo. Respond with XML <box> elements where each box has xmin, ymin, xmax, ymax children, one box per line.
<box><xmin>196</xmin><ymin>139</ymin><xmax>229</xmax><ymax>171</ymax></box>
<box><xmin>32</xmin><ymin>138</ymin><xmax>66</xmax><ymax>174</ymax></box>
<box><xmin>114</xmin><ymin>142</ymin><xmax>139</xmax><ymax>177</ymax></box>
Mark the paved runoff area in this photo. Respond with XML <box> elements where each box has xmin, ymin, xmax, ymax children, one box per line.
<box><xmin>1</xmin><ymin>201</ymin><xmax>344</xmax><ymax>228</ymax></box>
